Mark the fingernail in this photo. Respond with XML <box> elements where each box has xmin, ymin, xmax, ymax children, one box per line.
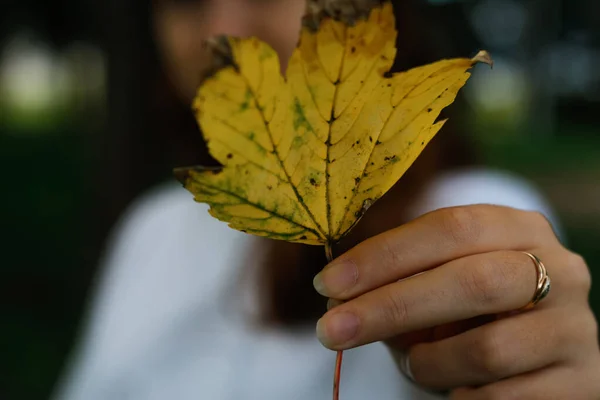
<box><xmin>316</xmin><ymin>312</ymin><xmax>360</xmax><ymax>348</ymax></box>
<box><xmin>313</xmin><ymin>261</ymin><xmax>358</xmax><ymax>297</ymax></box>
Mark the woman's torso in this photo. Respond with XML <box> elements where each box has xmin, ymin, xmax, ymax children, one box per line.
<box><xmin>54</xmin><ymin>169</ymin><xmax>558</xmax><ymax>400</ymax></box>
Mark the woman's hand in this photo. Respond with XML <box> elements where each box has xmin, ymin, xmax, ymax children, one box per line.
<box><xmin>313</xmin><ymin>205</ymin><xmax>600</xmax><ymax>399</ymax></box>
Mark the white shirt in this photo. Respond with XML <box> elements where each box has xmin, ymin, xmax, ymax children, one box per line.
<box><xmin>54</xmin><ymin>168</ymin><xmax>559</xmax><ymax>400</ymax></box>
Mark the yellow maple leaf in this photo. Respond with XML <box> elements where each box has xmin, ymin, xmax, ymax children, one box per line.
<box><xmin>175</xmin><ymin>1</ymin><xmax>491</xmax><ymax>246</ymax></box>
<box><xmin>175</xmin><ymin>3</ymin><xmax>492</xmax><ymax>398</ymax></box>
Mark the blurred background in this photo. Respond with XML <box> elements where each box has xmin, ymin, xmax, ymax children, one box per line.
<box><xmin>1</xmin><ymin>0</ymin><xmax>598</xmax><ymax>399</ymax></box>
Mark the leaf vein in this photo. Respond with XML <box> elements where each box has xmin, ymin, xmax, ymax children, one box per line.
<box><xmin>333</xmin><ymin>65</ymin><xmax>451</xmax><ymax>237</ymax></box>
<box><xmin>240</xmin><ymin>74</ymin><xmax>328</xmax><ymax>237</ymax></box>
<box><xmin>212</xmin><ymin>117</ymin><xmax>272</xmax><ymax>155</ymax></box>
<box><xmin>198</xmin><ymin>182</ymin><xmax>321</xmax><ymax>237</ymax></box>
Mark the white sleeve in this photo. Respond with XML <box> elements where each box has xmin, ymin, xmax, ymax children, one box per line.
<box><xmin>408</xmin><ymin>168</ymin><xmax>563</xmax><ymax>241</ymax></box>
<box><xmin>52</xmin><ymin>184</ymin><xmax>243</xmax><ymax>400</ymax></box>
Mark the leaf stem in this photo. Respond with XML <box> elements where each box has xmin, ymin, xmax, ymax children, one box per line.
<box><xmin>333</xmin><ymin>350</ymin><xmax>343</xmax><ymax>400</ymax></box>
<box><xmin>324</xmin><ymin>241</ymin><xmax>343</xmax><ymax>400</ymax></box>
<box><xmin>325</xmin><ymin>241</ymin><xmax>334</xmax><ymax>264</ymax></box>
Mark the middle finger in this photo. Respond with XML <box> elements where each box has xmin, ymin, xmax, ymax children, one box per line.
<box><xmin>313</xmin><ymin>205</ymin><xmax>557</xmax><ymax>299</ymax></box>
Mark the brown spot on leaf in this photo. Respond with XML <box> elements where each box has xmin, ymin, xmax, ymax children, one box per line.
<box><xmin>354</xmin><ymin>177</ymin><xmax>361</xmax><ymax>184</ymax></box>
<box><xmin>226</xmin><ymin>153</ymin><xmax>233</xmax><ymax>159</ymax></box>
<box><xmin>351</xmin><ymin>46</ymin><xmax>356</xmax><ymax>53</ymax></box>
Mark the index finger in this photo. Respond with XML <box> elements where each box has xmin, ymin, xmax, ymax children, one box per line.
<box><xmin>313</xmin><ymin>205</ymin><xmax>558</xmax><ymax>299</ymax></box>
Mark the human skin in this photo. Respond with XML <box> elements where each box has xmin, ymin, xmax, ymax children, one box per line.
<box><xmin>154</xmin><ymin>1</ymin><xmax>600</xmax><ymax>398</ymax></box>
<box><xmin>315</xmin><ymin>205</ymin><xmax>600</xmax><ymax>399</ymax></box>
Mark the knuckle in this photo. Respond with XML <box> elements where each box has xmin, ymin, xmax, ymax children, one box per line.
<box><xmin>458</xmin><ymin>257</ymin><xmax>513</xmax><ymax>309</ymax></box>
<box><xmin>526</xmin><ymin>210</ymin><xmax>560</xmax><ymax>244</ymax></box>
<box><xmin>564</xmin><ymin>252</ymin><xmax>591</xmax><ymax>293</ymax></box>
<box><xmin>377</xmin><ymin>234</ymin><xmax>403</xmax><ymax>271</ymax></box>
<box><xmin>574</xmin><ymin>310</ymin><xmax>599</xmax><ymax>344</ymax></box>
<box><xmin>437</xmin><ymin>206</ymin><xmax>484</xmax><ymax>247</ymax></box>
<box><xmin>467</xmin><ymin>328</ymin><xmax>507</xmax><ymax>380</ymax></box>
<box><xmin>588</xmin><ymin>314</ymin><xmax>599</xmax><ymax>341</ymax></box>
<box><xmin>528</xmin><ymin>210</ymin><xmax>554</xmax><ymax>231</ymax></box>
<box><xmin>381</xmin><ymin>289</ymin><xmax>410</xmax><ymax>329</ymax></box>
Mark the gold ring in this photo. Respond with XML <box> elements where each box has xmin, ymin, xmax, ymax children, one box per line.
<box><xmin>521</xmin><ymin>252</ymin><xmax>551</xmax><ymax>310</ymax></box>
